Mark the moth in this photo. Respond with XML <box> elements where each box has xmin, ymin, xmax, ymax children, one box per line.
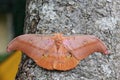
<box><xmin>7</xmin><ymin>33</ymin><xmax>108</xmax><ymax>71</ymax></box>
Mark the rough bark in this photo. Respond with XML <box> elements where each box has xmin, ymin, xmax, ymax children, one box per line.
<box><xmin>16</xmin><ymin>0</ymin><xmax>120</xmax><ymax>80</ymax></box>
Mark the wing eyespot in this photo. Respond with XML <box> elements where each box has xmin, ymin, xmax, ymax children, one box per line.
<box><xmin>66</xmin><ymin>52</ymin><xmax>72</xmax><ymax>59</ymax></box>
<box><xmin>42</xmin><ymin>54</ymin><xmax>48</xmax><ymax>58</ymax></box>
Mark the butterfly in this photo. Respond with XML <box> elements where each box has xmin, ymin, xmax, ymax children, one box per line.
<box><xmin>7</xmin><ymin>33</ymin><xmax>108</xmax><ymax>71</ymax></box>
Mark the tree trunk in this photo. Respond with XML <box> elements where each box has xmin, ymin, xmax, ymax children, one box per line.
<box><xmin>16</xmin><ymin>0</ymin><xmax>120</xmax><ymax>80</ymax></box>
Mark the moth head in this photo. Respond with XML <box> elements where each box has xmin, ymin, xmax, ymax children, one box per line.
<box><xmin>52</xmin><ymin>33</ymin><xmax>64</xmax><ymax>46</ymax></box>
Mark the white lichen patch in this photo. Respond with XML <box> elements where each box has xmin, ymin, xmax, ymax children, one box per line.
<box><xmin>28</xmin><ymin>2</ymin><xmax>38</xmax><ymax>16</ymax></box>
<box><xmin>116</xmin><ymin>43</ymin><xmax>120</xmax><ymax>53</ymax></box>
<box><xmin>95</xmin><ymin>17</ymin><xmax>119</xmax><ymax>30</ymax></box>
<box><xmin>106</xmin><ymin>0</ymin><xmax>112</xmax><ymax>2</ymax></box>
<box><xmin>101</xmin><ymin>64</ymin><xmax>112</xmax><ymax>77</ymax></box>
<box><xmin>42</xmin><ymin>3</ymin><xmax>58</xmax><ymax>20</ymax></box>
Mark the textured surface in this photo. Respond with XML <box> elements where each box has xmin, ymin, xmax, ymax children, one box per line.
<box><xmin>17</xmin><ymin>0</ymin><xmax>120</xmax><ymax>80</ymax></box>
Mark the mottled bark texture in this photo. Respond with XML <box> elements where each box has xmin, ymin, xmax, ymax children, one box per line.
<box><xmin>16</xmin><ymin>0</ymin><xmax>120</xmax><ymax>80</ymax></box>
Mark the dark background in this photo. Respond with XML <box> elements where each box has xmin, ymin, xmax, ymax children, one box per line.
<box><xmin>0</xmin><ymin>0</ymin><xmax>26</xmax><ymax>37</ymax></box>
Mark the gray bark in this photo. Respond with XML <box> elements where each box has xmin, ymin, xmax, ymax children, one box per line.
<box><xmin>17</xmin><ymin>0</ymin><xmax>120</xmax><ymax>80</ymax></box>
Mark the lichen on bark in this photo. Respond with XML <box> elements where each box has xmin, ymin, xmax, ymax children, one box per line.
<box><xmin>17</xmin><ymin>0</ymin><xmax>120</xmax><ymax>80</ymax></box>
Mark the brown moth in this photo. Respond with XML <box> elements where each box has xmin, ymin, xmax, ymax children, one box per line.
<box><xmin>7</xmin><ymin>33</ymin><xmax>108</xmax><ymax>71</ymax></box>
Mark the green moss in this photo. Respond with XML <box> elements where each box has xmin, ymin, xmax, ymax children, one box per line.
<box><xmin>0</xmin><ymin>53</ymin><xmax>9</xmax><ymax>62</ymax></box>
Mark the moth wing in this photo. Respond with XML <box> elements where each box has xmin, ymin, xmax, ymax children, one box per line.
<box><xmin>63</xmin><ymin>35</ymin><xmax>108</xmax><ymax>60</ymax></box>
<box><xmin>7</xmin><ymin>34</ymin><xmax>55</xmax><ymax>60</ymax></box>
